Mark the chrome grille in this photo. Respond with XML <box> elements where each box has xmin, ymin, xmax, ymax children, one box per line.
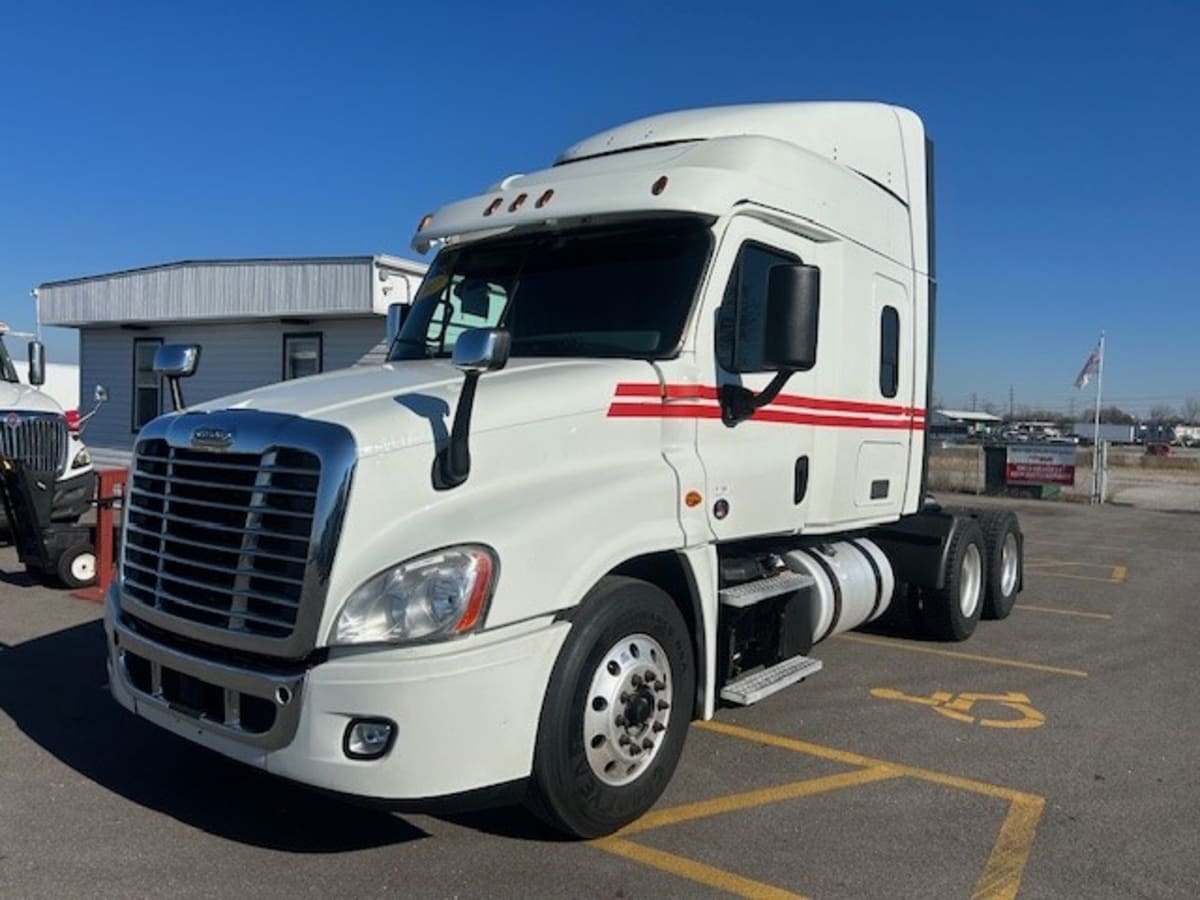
<box><xmin>0</xmin><ymin>412</ymin><xmax>67</xmax><ymax>474</ymax></box>
<box><xmin>123</xmin><ymin>438</ymin><xmax>321</xmax><ymax>640</ymax></box>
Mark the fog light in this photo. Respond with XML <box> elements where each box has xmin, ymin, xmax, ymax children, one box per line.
<box><xmin>344</xmin><ymin>718</ymin><xmax>395</xmax><ymax>760</ymax></box>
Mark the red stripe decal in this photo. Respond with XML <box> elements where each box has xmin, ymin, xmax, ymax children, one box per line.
<box><xmin>610</xmin><ymin>383</ymin><xmax>926</xmax><ymax>424</ymax></box>
<box><xmin>607</xmin><ymin>401</ymin><xmax>924</xmax><ymax>430</ymax></box>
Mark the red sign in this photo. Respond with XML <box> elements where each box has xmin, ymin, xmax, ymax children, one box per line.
<box><xmin>1005</xmin><ymin>445</ymin><xmax>1076</xmax><ymax>486</ymax></box>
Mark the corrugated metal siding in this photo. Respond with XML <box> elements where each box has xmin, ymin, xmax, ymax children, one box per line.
<box><xmin>79</xmin><ymin>316</ymin><xmax>387</xmax><ymax>459</ymax></box>
<box><xmin>41</xmin><ymin>259</ymin><xmax>376</xmax><ymax>326</ymax></box>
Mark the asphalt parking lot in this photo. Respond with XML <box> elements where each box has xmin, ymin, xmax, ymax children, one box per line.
<box><xmin>2</xmin><ymin>493</ymin><xmax>1197</xmax><ymax>899</ymax></box>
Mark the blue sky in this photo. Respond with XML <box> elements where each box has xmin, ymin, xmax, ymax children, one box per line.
<box><xmin>1</xmin><ymin>1</ymin><xmax>1197</xmax><ymax>416</ymax></box>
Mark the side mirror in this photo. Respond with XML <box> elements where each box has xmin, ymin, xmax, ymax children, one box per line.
<box><xmin>27</xmin><ymin>340</ymin><xmax>45</xmax><ymax>386</ymax></box>
<box><xmin>153</xmin><ymin>344</ymin><xmax>201</xmax><ymax>411</ymax></box>
<box><xmin>153</xmin><ymin>344</ymin><xmax>201</xmax><ymax>379</ymax></box>
<box><xmin>451</xmin><ymin>328</ymin><xmax>511</xmax><ymax>374</ymax></box>
<box><xmin>386</xmin><ymin>302</ymin><xmax>410</xmax><ymax>343</ymax></box>
<box><xmin>77</xmin><ymin>384</ymin><xmax>109</xmax><ymax>433</ymax></box>
<box><xmin>762</xmin><ymin>264</ymin><xmax>820</xmax><ymax>371</ymax></box>
<box><xmin>434</xmin><ymin>328</ymin><xmax>511</xmax><ymax>491</ymax></box>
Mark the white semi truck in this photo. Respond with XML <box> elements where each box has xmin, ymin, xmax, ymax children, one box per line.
<box><xmin>0</xmin><ymin>323</ymin><xmax>96</xmax><ymax>525</ymax></box>
<box><xmin>104</xmin><ymin>102</ymin><xmax>1024</xmax><ymax>838</ymax></box>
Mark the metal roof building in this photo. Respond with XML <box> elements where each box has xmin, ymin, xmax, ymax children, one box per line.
<box><xmin>38</xmin><ymin>255</ymin><xmax>426</xmax><ymax>465</ymax></box>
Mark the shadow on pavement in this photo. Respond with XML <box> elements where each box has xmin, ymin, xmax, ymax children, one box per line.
<box><xmin>0</xmin><ymin>620</ymin><xmax>427</xmax><ymax>852</ymax></box>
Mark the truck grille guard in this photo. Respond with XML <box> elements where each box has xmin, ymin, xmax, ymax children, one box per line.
<box><xmin>119</xmin><ymin>410</ymin><xmax>357</xmax><ymax>662</ymax></box>
<box><xmin>0</xmin><ymin>411</ymin><xmax>68</xmax><ymax>476</ymax></box>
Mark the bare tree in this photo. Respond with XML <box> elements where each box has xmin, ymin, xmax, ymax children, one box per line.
<box><xmin>1147</xmin><ymin>404</ymin><xmax>1176</xmax><ymax>424</ymax></box>
<box><xmin>1099</xmin><ymin>405</ymin><xmax>1135</xmax><ymax>424</ymax></box>
<box><xmin>1183</xmin><ymin>397</ymin><xmax>1200</xmax><ymax>424</ymax></box>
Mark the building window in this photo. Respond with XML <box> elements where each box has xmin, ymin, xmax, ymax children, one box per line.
<box><xmin>283</xmin><ymin>332</ymin><xmax>323</xmax><ymax>380</ymax></box>
<box><xmin>132</xmin><ymin>338</ymin><xmax>162</xmax><ymax>431</ymax></box>
<box><xmin>717</xmin><ymin>242</ymin><xmax>802</xmax><ymax>373</ymax></box>
<box><xmin>879</xmin><ymin>306</ymin><xmax>900</xmax><ymax>398</ymax></box>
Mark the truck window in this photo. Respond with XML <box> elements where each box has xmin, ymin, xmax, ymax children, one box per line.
<box><xmin>717</xmin><ymin>242</ymin><xmax>801</xmax><ymax>373</ymax></box>
<box><xmin>390</xmin><ymin>218</ymin><xmax>712</xmax><ymax>361</ymax></box>
<box><xmin>879</xmin><ymin>306</ymin><xmax>899</xmax><ymax>398</ymax></box>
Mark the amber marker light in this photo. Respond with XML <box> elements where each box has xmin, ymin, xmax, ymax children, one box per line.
<box><xmin>454</xmin><ymin>552</ymin><xmax>495</xmax><ymax>634</ymax></box>
<box><xmin>685</xmin><ymin>490</ymin><xmax>703</xmax><ymax>508</ymax></box>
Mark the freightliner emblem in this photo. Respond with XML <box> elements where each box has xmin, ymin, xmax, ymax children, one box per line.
<box><xmin>191</xmin><ymin>426</ymin><xmax>234</xmax><ymax>449</ymax></box>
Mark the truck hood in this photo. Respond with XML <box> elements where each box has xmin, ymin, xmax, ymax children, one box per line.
<box><xmin>0</xmin><ymin>381</ymin><xmax>63</xmax><ymax>415</ymax></box>
<box><xmin>191</xmin><ymin>358</ymin><xmax>657</xmax><ymax>457</ymax></box>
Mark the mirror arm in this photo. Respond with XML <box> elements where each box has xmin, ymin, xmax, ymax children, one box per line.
<box><xmin>432</xmin><ymin>371</ymin><xmax>480</xmax><ymax>490</ymax></box>
<box><xmin>720</xmin><ymin>371</ymin><xmax>794</xmax><ymax>427</ymax></box>
<box><xmin>167</xmin><ymin>377</ymin><xmax>186</xmax><ymax>412</ymax></box>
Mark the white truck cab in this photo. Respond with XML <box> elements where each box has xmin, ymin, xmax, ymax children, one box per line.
<box><xmin>104</xmin><ymin>102</ymin><xmax>1023</xmax><ymax>837</ymax></box>
<box><xmin>0</xmin><ymin>323</ymin><xmax>95</xmax><ymax>524</ymax></box>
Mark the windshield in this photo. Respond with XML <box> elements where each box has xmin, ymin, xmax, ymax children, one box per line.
<box><xmin>0</xmin><ymin>338</ymin><xmax>17</xmax><ymax>384</ymax></box>
<box><xmin>389</xmin><ymin>218</ymin><xmax>711</xmax><ymax>361</ymax></box>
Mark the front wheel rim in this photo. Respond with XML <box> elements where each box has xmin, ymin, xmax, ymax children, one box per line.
<box><xmin>999</xmin><ymin>532</ymin><xmax>1019</xmax><ymax>597</ymax></box>
<box><xmin>960</xmin><ymin>544</ymin><xmax>983</xmax><ymax>617</ymax></box>
<box><xmin>583</xmin><ymin>634</ymin><xmax>674</xmax><ymax>787</ymax></box>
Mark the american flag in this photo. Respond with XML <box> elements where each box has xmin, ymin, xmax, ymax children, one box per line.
<box><xmin>1074</xmin><ymin>344</ymin><xmax>1101</xmax><ymax>389</ymax></box>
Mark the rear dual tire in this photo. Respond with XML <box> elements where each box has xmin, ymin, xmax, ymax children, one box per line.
<box><xmin>912</xmin><ymin>519</ymin><xmax>985</xmax><ymax>641</ymax></box>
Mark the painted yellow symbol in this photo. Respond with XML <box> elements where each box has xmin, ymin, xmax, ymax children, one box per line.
<box><xmin>870</xmin><ymin>688</ymin><xmax>1046</xmax><ymax>729</ymax></box>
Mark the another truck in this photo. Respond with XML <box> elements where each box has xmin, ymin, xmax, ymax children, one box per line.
<box><xmin>0</xmin><ymin>323</ymin><xmax>95</xmax><ymax>526</ymax></box>
<box><xmin>104</xmin><ymin>102</ymin><xmax>1024</xmax><ymax>838</ymax></box>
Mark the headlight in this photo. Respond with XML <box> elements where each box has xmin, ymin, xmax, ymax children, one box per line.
<box><xmin>70</xmin><ymin>447</ymin><xmax>92</xmax><ymax>470</ymax></box>
<box><xmin>332</xmin><ymin>545</ymin><xmax>497</xmax><ymax>646</ymax></box>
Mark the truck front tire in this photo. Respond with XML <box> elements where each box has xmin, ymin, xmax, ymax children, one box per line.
<box><xmin>526</xmin><ymin>576</ymin><xmax>695</xmax><ymax>838</ymax></box>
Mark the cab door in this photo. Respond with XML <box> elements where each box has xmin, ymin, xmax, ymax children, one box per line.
<box><xmin>692</xmin><ymin>216</ymin><xmax>833</xmax><ymax>540</ymax></box>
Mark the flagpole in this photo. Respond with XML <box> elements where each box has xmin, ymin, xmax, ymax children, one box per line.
<box><xmin>1092</xmin><ymin>332</ymin><xmax>1105</xmax><ymax>503</ymax></box>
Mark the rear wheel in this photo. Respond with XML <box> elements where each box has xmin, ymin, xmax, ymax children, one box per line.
<box><xmin>978</xmin><ymin>510</ymin><xmax>1022</xmax><ymax>619</ymax></box>
<box><xmin>526</xmin><ymin>576</ymin><xmax>695</xmax><ymax>838</ymax></box>
<box><xmin>913</xmin><ymin>519</ymin><xmax>984</xmax><ymax>641</ymax></box>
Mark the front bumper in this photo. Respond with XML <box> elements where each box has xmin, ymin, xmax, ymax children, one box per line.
<box><xmin>51</xmin><ymin>468</ymin><xmax>95</xmax><ymax>521</ymax></box>
<box><xmin>104</xmin><ymin>588</ymin><xmax>571</xmax><ymax>800</ymax></box>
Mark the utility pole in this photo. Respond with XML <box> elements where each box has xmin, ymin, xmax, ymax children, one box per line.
<box><xmin>971</xmin><ymin>392</ymin><xmax>978</xmax><ymax>412</ymax></box>
<box><xmin>1009</xmin><ymin>384</ymin><xmax>1014</xmax><ymax>419</ymax></box>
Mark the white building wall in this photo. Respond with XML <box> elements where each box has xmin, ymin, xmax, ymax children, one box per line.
<box><xmin>80</xmin><ymin>316</ymin><xmax>387</xmax><ymax>465</ymax></box>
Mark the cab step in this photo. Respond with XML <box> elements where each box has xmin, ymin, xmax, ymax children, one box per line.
<box><xmin>719</xmin><ymin>655</ymin><xmax>823</xmax><ymax>706</ymax></box>
<box><xmin>718</xmin><ymin>570</ymin><xmax>813</xmax><ymax>609</ymax></box>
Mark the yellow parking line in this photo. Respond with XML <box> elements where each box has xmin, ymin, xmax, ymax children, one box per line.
<box><xmin>836</xmin><ymin>634</ymin><xmax>1089</xmax><ymax>679</ymax></box>
<box><xmin>1025</xmin><ymin>570</ymin><xmax>1124</xmax><ymax>584</ymax></box>
<box><xmin>1014</xmin><ymin>604</ymin><xmax>1112</xmax><ymax>621</ymax></box>
<box><xmin>696</xmin><ymin>720</ymin><xmax>1024</xmax><ymax>801</ymax></box>
<box><xmin>696</xmin><ymin>720</ymin><xmax>1046</xmax><ymax>899</ymax></box>
<box><xmin>971</xmin><ymin>793</ymin><xmax>1046</xmax><ymax>900</ymax></box>
<box><xmin>1026</xmin><ymin>539</ymin><xmax>1129</xmax><ymax>553</ymax></box>
<box><xmin>619</xmin><ymin>765</ymin><xmax>901</xmax><ymax>837</ymax></box>
<box><xmin>592</xmin><ymin>837</ymin><xmax>807</xmax><ymax>899</ymax></box>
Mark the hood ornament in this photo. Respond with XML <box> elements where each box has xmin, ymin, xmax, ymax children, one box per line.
<box><xmin>191</xmin><ymin>426</ymin><xmax>234</xmax><ymax>449</ymax></box>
